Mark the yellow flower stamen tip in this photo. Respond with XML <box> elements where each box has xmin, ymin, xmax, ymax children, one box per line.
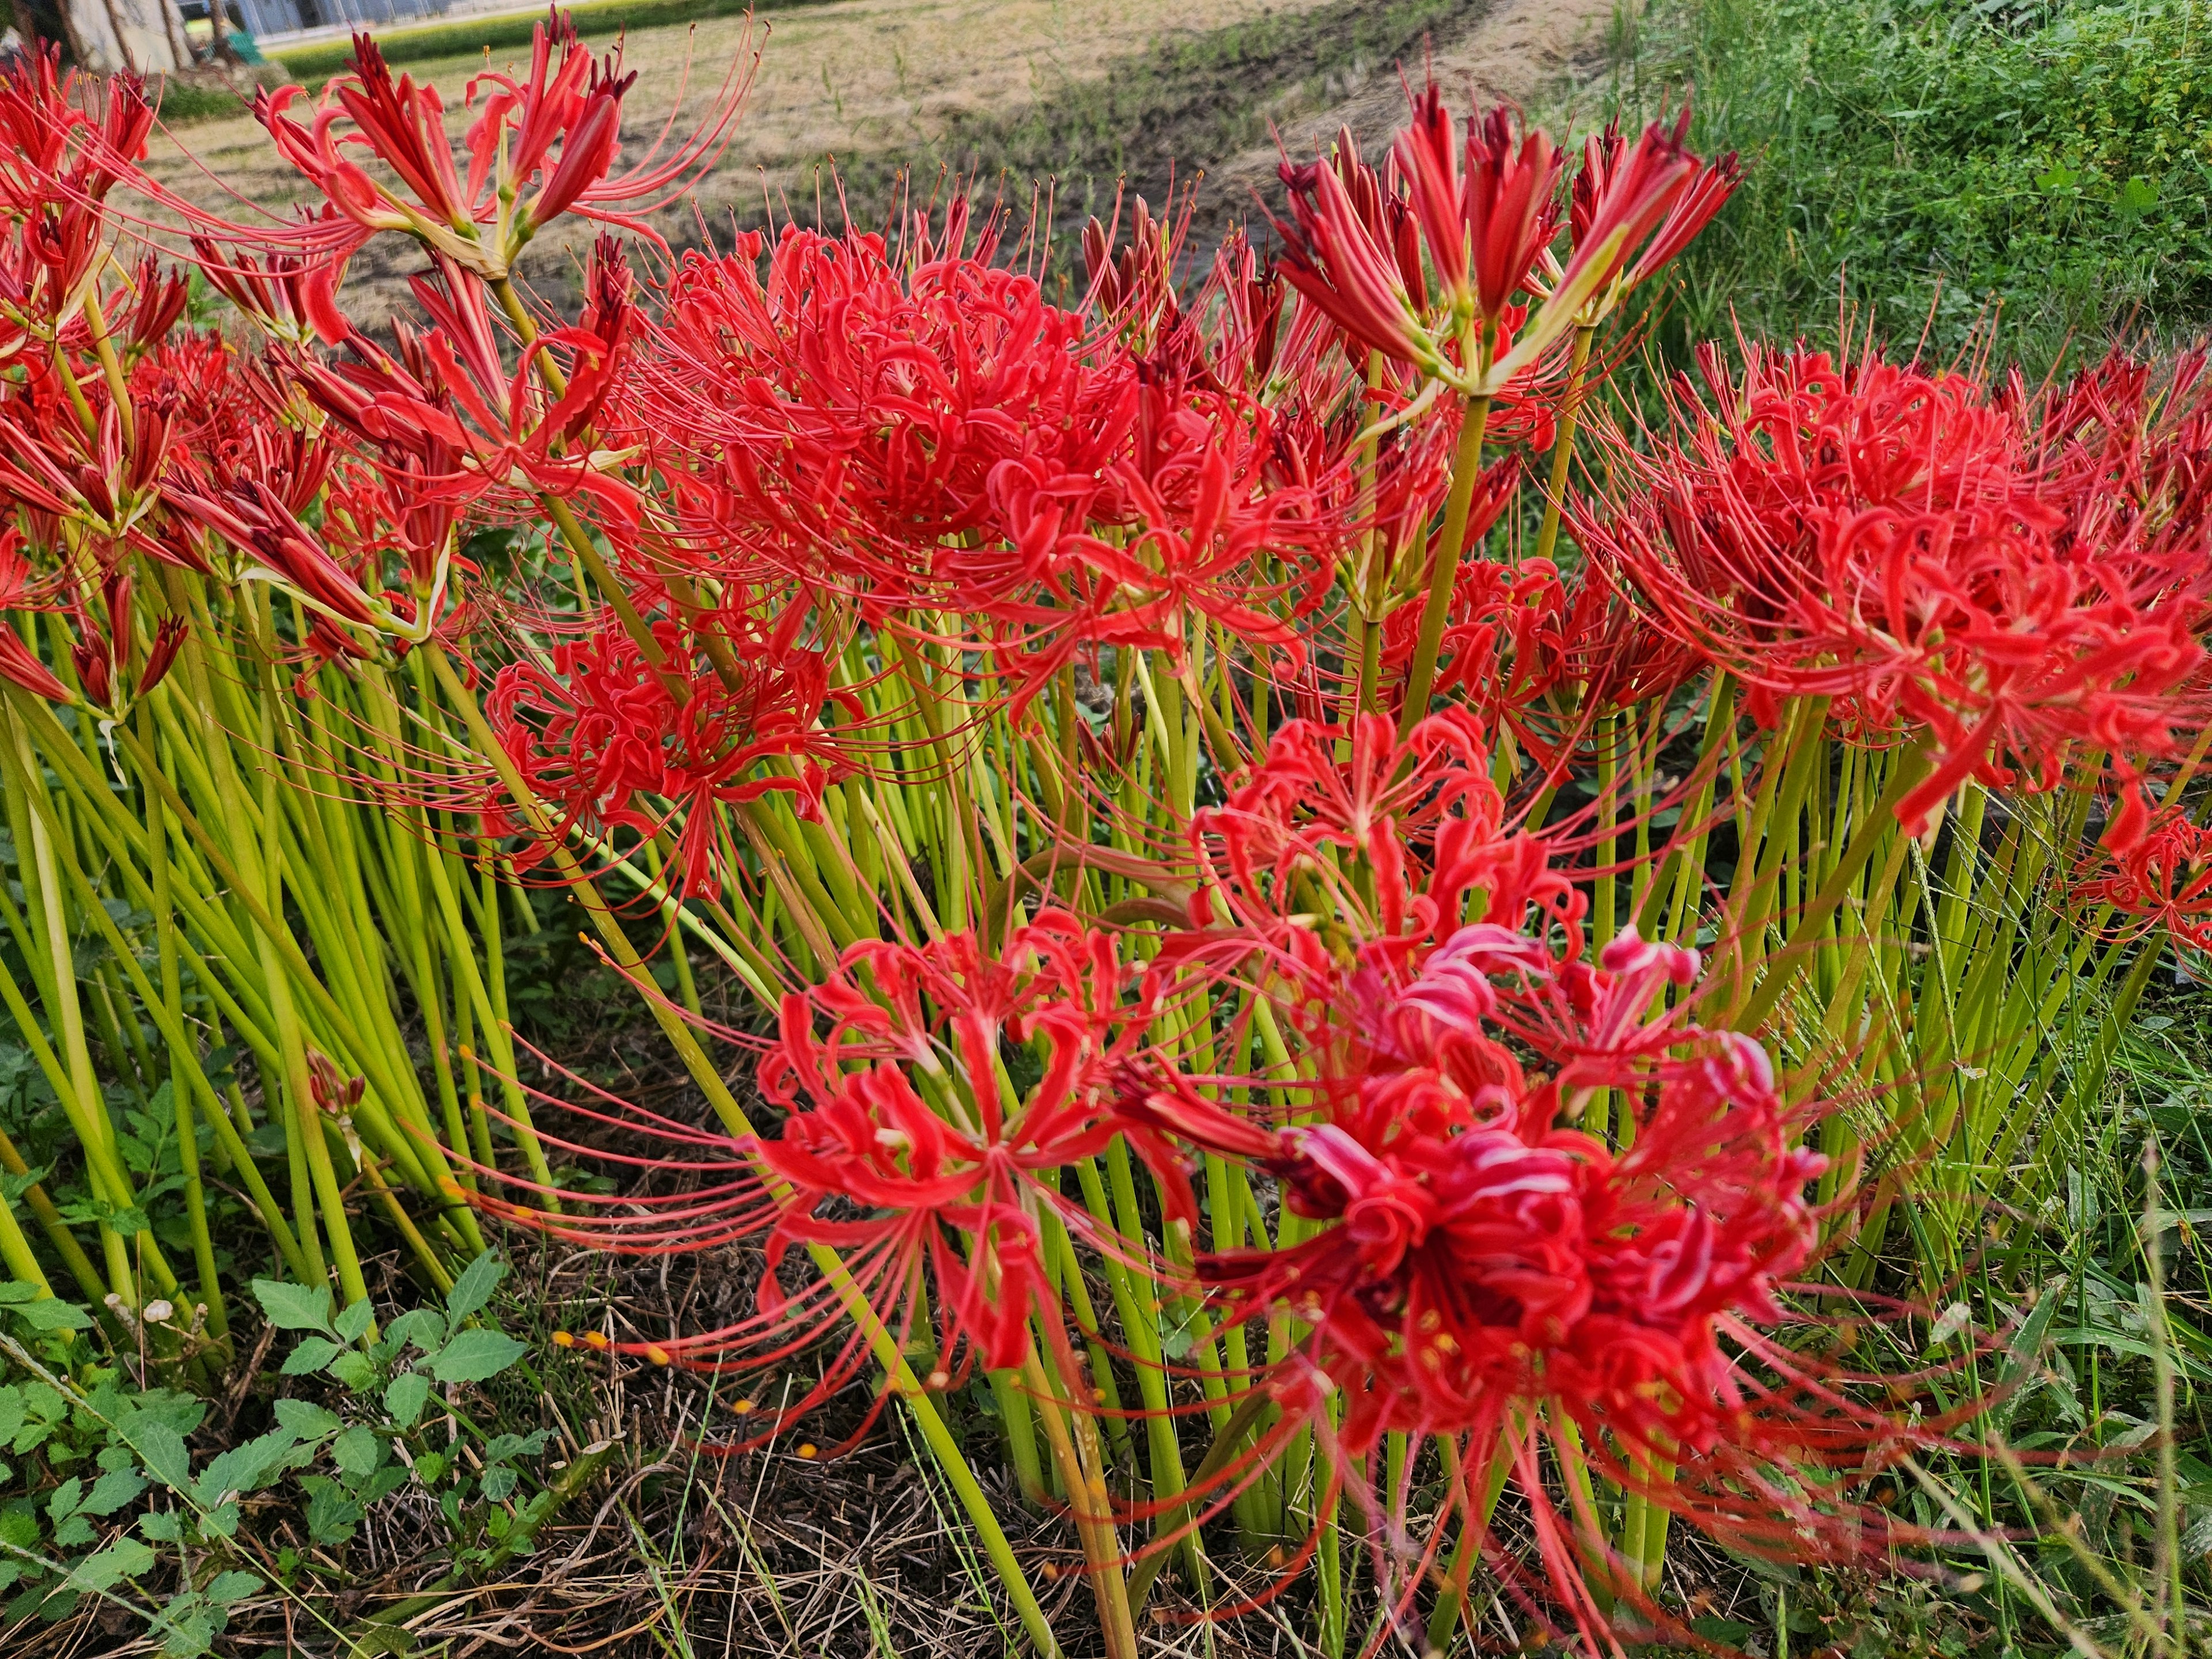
<box><xmin>796</xmin><ymin>1442</ymin><xmax>819</xmax><ymax>1460</ymax></box>
<box><xmin>551</xmin><ymin>1330</ymin><xmax>575</xmax><ymax>1349</ymax></box>
<box><xmin>582</xmin><ymin>1330</ymin><xmax>610</xmax><ymax>1351</ymax></box>
<box><xmin>926</xmin><ymin>1369</ymin><xmax>950</xmax><ymax>1390</ymax></box>
<box><xmin>644</xmin><ymin>1344</ymin><xmax>672</xmax><ymax>1367</ymax></box>
<box><xmin>730</xmin><ymin>1398</ymin><xmax>756</xmax><ymax>1415</ymax></box>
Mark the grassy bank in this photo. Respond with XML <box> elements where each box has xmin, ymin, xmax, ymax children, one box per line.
<box><xmin>1617</xmin><ymin>0</ymin><xmax>2212</xmax><ymax>369</ymax></box>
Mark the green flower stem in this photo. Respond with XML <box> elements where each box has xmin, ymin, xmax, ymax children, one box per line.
<box><xmin>0</xmin><ymin>1121</ymin><xmax>108</xmax><ymax>1305</ymax></box>
<box><xmin>1737</xmin><ymin>738</ymin><xmax>1933</xmax><ymax>1033</ymax></box>
<box><xmin>1397</xmin><ymin>393</ymin><xmax>1493</xmax><ymax>737</ymax></box>
<box><xmin>1532</xmin><ymin>324</ymin><xmax>1597</xmax><ymax>568</ymax></box>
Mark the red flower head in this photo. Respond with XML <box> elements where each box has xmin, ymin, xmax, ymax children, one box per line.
<box><xmin>1582</xmin><ymin>344</ymin><xmax>2212</xmax><ymax>846</ymax></box>
<box><xmin>1270</xmin><ymin>126</ymin><xmax>1435</xmax><ymax>372</ymax></box>
<box><xmin>1553</xmin><ymin>107</ymin><xmax>1730</xmax><ymax>324</ymax></box>
<box><xmin>1184</xmin><ymin>709</ymin><xmax>1579</xmax><ymax>972</ymax></box>
<box><xmin>1129</xmin><ymin>868</ymin><xmax>1936</xmax><ymax>1648</ymax></box>
<box><xmin>486</xmin><ymin>601</ymin><xmax>848</xmax><ymax>900</ymax></box>
<box><xmin>119</xmin><ymin>12</ymin><xmax>747</xmax><ymax>343</ymax></box>
<box><xmin>1395</xmin><ymin>90</ymin><xmax>1562</xmax><ymax>329</ymax></box>
<box><xmin>649</xmin><ymin>215</ymin><xmax>1137</xmax><ymax>638</ymax></box>
<box><xmin>486</xmin><ymin>914</ymin><xmax>1184</xmax><ymax>1449</ymax></box>
<box><xmin>2073</xmin><ymin>802</ymin><xmax>2212</xmax><ymax>956</ymax></box>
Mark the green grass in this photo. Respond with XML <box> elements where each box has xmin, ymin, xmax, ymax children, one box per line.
<box><xmin>1615</xmin><ymin>0</ymin><xmax>2212</xmax><ymax>372</ymax></box>
<box><xmin>151</xmin><ymin>79</ymin><xmax>251</xmax><ymax>123</ymax></box>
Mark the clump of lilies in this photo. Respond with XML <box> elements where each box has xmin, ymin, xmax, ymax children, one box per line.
<box><xmin>0</xmin><ymin>13</ymin><xmax>2206</xmax><ymax>1654</ymax></box>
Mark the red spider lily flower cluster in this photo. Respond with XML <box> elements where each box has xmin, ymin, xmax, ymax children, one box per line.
<box><xmin>486</xmin><ymin>602</ymin><xmax>849</xmax><ymax>898</ymax></box>
<box><xmin>643</xmin><ymin>217</ymin><xmax>1335</xmax><ymax>697</ymax></box>
<box><xmin>0</xmin><ymin>18</ymin><xmax>2153</xmax><ymax>1651</ymax></box>
<box><xmin>186</xmin><ymin>10</ymin><xmax>748</xmax><ymax>335</ymax></box>
<box><xmin>464</xmin><ymin>914</ymin><xmax>1188</xmax><ymax>1435</ymax></box>
<box><xmin>1127</xmin><ymin>715</ymin><xmax>1927</xmax><ymax>1643</ymax></box>
<box><xmin>1273</xmin><ymin>82</ymin><xmax>1707</xmax><ymax>399</ymax></box>
<box><xmin>2073</xmin><ymin>802</ymin><xmax>2212</xmax><ymax>954</ymax></box>
<box><xmin>1580</xmin><ymin>343</ymin><xmax>2212</xmax><ymax>843</ymax></box>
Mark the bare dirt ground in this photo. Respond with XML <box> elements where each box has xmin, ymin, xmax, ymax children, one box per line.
<box><xmin>1210</xmin><ymin>0</ymin><xmax>1627</xmax><ymax>213</ymax></box>
<box><xmin>136</xmin><ymin>0</ymin><xmax>1626</xmax><ymax>324</ymax></box>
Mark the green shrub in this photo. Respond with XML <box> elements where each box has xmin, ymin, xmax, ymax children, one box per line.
<box><xmin>1623</xmin><ymin>0</ymin><xmax>2212</xmax><ymax>369</ymax></box>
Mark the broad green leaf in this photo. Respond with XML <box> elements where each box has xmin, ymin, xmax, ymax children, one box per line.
<box><xmin>444</xmin><ymin>1252</ymin><xmax>505</xmax><ymax>1327</ymax></box>
<box><xmin>250</xmin><ymin>1279</ymin><xmax>334</xmax><ymax>1334</ymax></box>
<box><xmin>272</xmin><ymin>1399</ymin><xmax>340</xmax><ymax>1441</ymax></box>
<box><xmin>69</xmin><ymin>1536</ymin><xmax>156</xmax><ymax>1591</ymax></box>
<box><xmin>300</xmin><ymin>1475</ymin><xmax>363</xmax><ymax>1546</ymax></box>
<box><xmin>13</xmin><ymin>1298</ymin><xmax>91</xmax><ymax>1332</ymax></box>
<box><xmin>332</xmin><ymin>1299</ymin><xmax>375</xmax><ymax>1344</ymax></box>
<box><xmin>386</xmin><ymin>1309</ymin><xmax>446</xmax><ymax>1355</ymax></box>
<box><xmin>429</xmin><ymin>1329</ymin><xmax>526</xmax><ymax>1385</ymax></box>
<box><xmin>331</xmin><ymin>1425</ymin><xmax>382</xmax><ymax>1478</ymax></box>
<box><xmin>80</xmin><ymin>1465</ymin><xmax>147</xmax><ymax>1516</ymax></box>
<box><xmin>384</xmin><ymin>1372</ymin><xmax>431</xmax><ymax>1429</ymax></box>
<box><xmin>130</xmin><ymin>1423</ymin><xmax>192</xmax><ymax>1494</ymax></box>
<box><xmin>204</xmin><ymin>1570</ymin><xmax>260</xmax><ymax>1605</ymax></box>
<box><xmin>328</xmin><ymin>1352</ymin><xmax>378</xmax><ymax>1391</ymax></box>
<box><xmin>281</xmin><ymin>1337</ymin><xmax>343</xmax><ymax>1377</ymax></box>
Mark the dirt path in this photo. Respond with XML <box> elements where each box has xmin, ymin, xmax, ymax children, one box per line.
<box><xmin>137</xmin><ymin>0</ymin><xmax>1628</xmax><ymax>321</ymax></box>
<box><xmin>1209</xmin><ymin>0</ymin><xmax>1627</xmax><ymax>217</ymax></box>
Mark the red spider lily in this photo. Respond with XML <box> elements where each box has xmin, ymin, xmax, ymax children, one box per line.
<box><xmin>650</xmin><ymin>219</ymin><xmax>1132</xmax><ymax>613</ymax></box>
<box><xmin>1269</xmin><ymin>125</ymin><xmax>1433</xmax><ymax>373</ymax></box>
<box><xmin>1130</xmin><ymin>844</ymin><xmax>1935</xmax><ymax>1647</ymax></box>
<box><xmin>188</xmin><ymin>229</ymin><xmax>354</xmax><ymax>347</ymax></box>
<box><xmin>0</xmin><ymin>566</ymin><xmax>185</xmax><ymax>714</ymax></box>
<box><xmin>1427</xmin><ymin>558</ymin><xmax>1706</xmax><ymax>766</ymax></box>
<box><xmin>0</xmin><ymin>365</ymin><xmax>175</xmax><ymax>546</ymax></box>
<box><xmin>1184</xmin><ymin>710</ymin><xmax>1580</xmax><ymax>970</ymax></box>
<box><xmin>1278</xmin><ymin>86</ymin><xmax>1700</xmax><ymax>399</ymax></box>
<box><xmin>1550</xmin><ymin>108</ymin><xmax>1737</xmax><ymax>325</ymax></box>
<box><xmin>486</xmin><ymin>603</ymin><xmax>848</xmax><ymax>900</ymax></box>
<box><xmin>282</xmin><ymin>243</ymin><xmax>640</xmax><ymax>524</ymax></box>
<box><xmin>2073</xmin><ymin>802</ymin><xmax>2212</xmax><ymax>954</ymax></box>
<box><xmin>0</xmin><ymin>46</ymin><xmax>149</xmax><ymax>214</ymax></box>
<box><xmin>745</xmin><ymin>918</ymin><xmax>1177</xmax><ymax>1372</ymax></box>
<box><xmin>1395</xmin><ymin>89</ymin><xmax>1563</xmax><ymax>329</ymax></box>
<box><xmin>1084</xmin><ymin>193</ymin><xmax>1184</xmax><ymax>343</ymax></box>
<box><xmin>245</xmin><ymin>14</ymin><xmax>742</xmax><ymax>291</ymax></box>
<box><xmin>1582</xmin><ymin>344</ymin><xmax>2212</xmax><ymax>843</ymax></box>
<box><xmin>0</xmin><ymin>622</ymin><xmax>69</xmax><ymax>702</ymax></box>
<box><xmin>491</xmin><ymin>915</ymin><xmax>1183</xmax><ymax>1437</ymax></box>
<box><xmin>101</xmin><ymin>12</ymin><xmax>745</xmax><ymax>347</ymax></box>
<box><xmin>1072</xmin><ymin>377</ymin><xmax>1331</xmax><ymax>667</ymax></box>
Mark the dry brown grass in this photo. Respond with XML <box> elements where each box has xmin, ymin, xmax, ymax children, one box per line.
<box><xmin>134</xmin><ymin>0</ymin><xmax>1340</xmax><ymax>321</ymax></box>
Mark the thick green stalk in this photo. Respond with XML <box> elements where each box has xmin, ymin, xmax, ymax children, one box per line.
<box><xmin>1736</xmin><ymin>741</ymin><xmax>1934</xmax><ymax>1033</ymax></box>
<box><xmin>1531</xmin><ymin>324</ymin><xmax>1597</xmax><ymax>567</ymax></box>
<box><xmin>1397</xmin><ymin>394</ymin><xmax>1494</xmax><ymax>736</ymax></box>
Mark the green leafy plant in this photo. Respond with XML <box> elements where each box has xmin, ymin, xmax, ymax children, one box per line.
<box><xmin>247</xmin><ymin>1252</ymin><xmax>541</xmax><ymax>1559</ymax></box>
<box><xmin>0</xmin><ymin>1252</ymin><xmax>546</xmax><ymax>1652</ymax></box>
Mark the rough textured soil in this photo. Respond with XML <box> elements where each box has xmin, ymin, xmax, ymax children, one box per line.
<box><xmin>136</xmin><ymin>0</ymin><xmax>1626</xmax><ymax>323</ymax></box>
